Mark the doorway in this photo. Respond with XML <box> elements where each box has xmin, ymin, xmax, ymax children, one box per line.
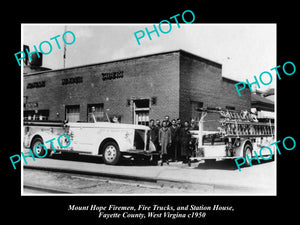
<box><xmin>133</xmin><ymin>99</ymin><xmax>150</xmax><ymax>126</ymax></box>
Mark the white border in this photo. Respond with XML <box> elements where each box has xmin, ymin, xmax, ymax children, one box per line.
<box><xmin>21</xmin><ymin>23</ymin><xmax>277</xmax><ymax>196</ymax></box>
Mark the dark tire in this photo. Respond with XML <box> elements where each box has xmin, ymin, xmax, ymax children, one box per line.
<box><xmin>102</xmin><ymin>141</ymin><xmax>121</xmax><ymax>165</ymax></box>
<box><xmin>243</xmin><ymin>143</ymin><xmax>253</xmax><ymax>167</ymax></box>
<box><xmin>148</xmin><ymin>155</ymin><xmax>159</xmax><ymax>165</ymax></box>
<box><xmin>30</xmin><ymin>137</ymin><xmax>50</xmax><ymax>158</ymax></box>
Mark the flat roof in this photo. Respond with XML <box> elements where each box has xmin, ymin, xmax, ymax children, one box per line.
<box><xmin>24</xmin><ymin>49</ymin><xmax>222</xmax><ymax>77</ymax></box>
<box><xmin>251</xmin><ymin>93</ymin><xmax>274</xmax><ymax>106</ymax></box>
<box><xmin>222</xmin><ymin>76</ymin><xmax>240</xmax><ymax>84</ymax></box>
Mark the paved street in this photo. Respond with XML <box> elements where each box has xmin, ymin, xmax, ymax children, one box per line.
<box><xmin>22</xmin><ymin>153</ymin><xmax>276</xmax><ymax>195</ymax></box>
<box><xmin>23</xmin><ymin>169</ymin><xmax>213</xmax><ymax>194</ymax></box>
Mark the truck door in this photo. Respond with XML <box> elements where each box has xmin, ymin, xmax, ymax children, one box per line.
<box><xmin>69</xmin><ymin>126</ymin><xmax>95</xmax><ymax>154</ymax></box>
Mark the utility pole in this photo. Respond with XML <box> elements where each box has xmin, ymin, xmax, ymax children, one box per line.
<box><xmin>63</xmin><ymin>25</ymin><xmax>67</xmax><ymax>68</ymax></box>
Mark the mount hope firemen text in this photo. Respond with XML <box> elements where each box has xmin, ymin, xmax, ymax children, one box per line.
<box><xmin>68</xmin><ymin>204</ymin><xmax>234</xmax><ymax>219</ymax></box>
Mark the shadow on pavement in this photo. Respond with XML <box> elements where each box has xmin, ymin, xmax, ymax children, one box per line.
<box><xmin>50</xmin><ymin>153</ymin><xmax>156</xmax><ymax>166</ymax></box>
<box><xmin>195</xmin><ymin>158</ymin><xmax>274</xmax><ymax>171</ymax></box>
<box><xmin>51</xmin><ymin>153</ymin><xmax>102</xmax><ymax>163</ymax></box>
<box><xmin>195</xmin><ymin>160</ymin><xmax>237</xmax><ymax>170</ymax></box>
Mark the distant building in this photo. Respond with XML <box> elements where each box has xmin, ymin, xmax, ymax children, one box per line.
<box><xmin>251</xmin><ymin>88</ymin><xmax>274</xmax><ymax>121</ymax></box>
<box><xmin>263</xmin><ymin>88</ymin><xmax>275</xmax><ymax>102</ymax></box>
<box><xmin>23</xmin><ymin>45</ymin><xmax>51</xmax><ymax>75</ymax></box>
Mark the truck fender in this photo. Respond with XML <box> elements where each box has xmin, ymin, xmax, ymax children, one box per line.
<box><xmin>235</xmin><ymin>139</ymin><xmax>252</xmax><ymax>157</ymax></box>
<box><xmin>96</xmin><ymin>136</ymin><xmax>132</xmax><ymax>155</ymax></box>
<box><xmin>28</xmin><ymin>132</ymin><xmax>58</xmax><ymax>150</ymax></box>
<box><xmin>97</xmin><ymin>138</ymin><xmax>118</xmax><ymax>155</ymax></box>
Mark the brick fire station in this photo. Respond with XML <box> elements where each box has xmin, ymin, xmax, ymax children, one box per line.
<box><xmin>23</xmin><ymin>50</ymin><xmax>251</xmax><ymax>129</ymax></box>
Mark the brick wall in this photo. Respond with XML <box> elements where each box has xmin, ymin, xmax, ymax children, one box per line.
<box><xmin>24</xmin><ymin>50</ymin><xmax>251</xmax><ymax>126</ymax></box>
<box><xmin>179</xmin><ymin>51</ymin><xmax>251</xmax><ymax>130</ymax></box>
<box><xmin>24</xmin><ymin>52</ymin><xmax>180</xmax><ymax>123</ymax></box>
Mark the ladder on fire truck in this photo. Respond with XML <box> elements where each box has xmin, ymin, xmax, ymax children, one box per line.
<box><xmin>196</xmin><ymin>107</ymin><xmax>274</xmax><ymax>140</ymax></box>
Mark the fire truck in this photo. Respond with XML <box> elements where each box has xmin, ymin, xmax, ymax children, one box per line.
<box><xmin>23</xmin><ymin>111</ymin><xmax>156</xmax><ymax>165</ymax></box>
<box><xmin>190</xmin><ymin>107</ymin><xmax>275</xmax><ymax>166</ymax></box>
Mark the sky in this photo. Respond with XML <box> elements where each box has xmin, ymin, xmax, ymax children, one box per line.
<box><xmin>22</xmin><ymin>24</ymin><xmax>276</xmax><ymax>90</ymax></box>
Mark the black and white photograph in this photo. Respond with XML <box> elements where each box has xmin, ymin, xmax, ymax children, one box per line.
<box><xmin>5</xmin><ymin>6</ymin><xmax>298</xmax><ymax>224</ymax></box>
<box><xmin>21</xmin><ymin>23</ymin><xmax>276</xmax><ymax>195</ymax></box>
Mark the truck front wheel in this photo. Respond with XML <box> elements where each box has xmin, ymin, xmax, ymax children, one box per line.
<box><xmin>102</xmin><ymin>141</ymin><xmax>121</xmax><ymax>165</ymax></box>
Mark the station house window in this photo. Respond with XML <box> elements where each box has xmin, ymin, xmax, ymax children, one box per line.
<box><xmin>24</xmin><ymin>109</ymin><xmax>49</xmax><ymax>120</ymax></box>
<box><xmin>87</xmin><ymin>104</ymin><xmax>104</xmax><ymax>122</ymax></box>
<box><xmin>65</xmin><ymin>105</ymin><xmax>80</xmax><ymax>122</ymax></box>
<box><xmin>133</xmin><ymin>99</ymin><xmax>150</xmax><ymax>126</ymax></box>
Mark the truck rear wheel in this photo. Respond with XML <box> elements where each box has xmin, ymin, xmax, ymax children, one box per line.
<box><xmin>102</xmin><ymin>141</ymin><xmax>121</xmax><ymax>165</ymax></box>
<box><xmin>30</xmin><ymin>137</ymin><xmax>50</xmax><ymax>158</ymax></box>
<box><xmin>243</xmin><ymin>143</ymin><xmax>253</xmax><ymax>167</ymax></box>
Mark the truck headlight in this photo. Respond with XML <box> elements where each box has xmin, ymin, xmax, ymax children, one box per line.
<box><xmin>235</xmin><ymin>138</ymin><xmax>241</xmax><ymax>147</ymax></box>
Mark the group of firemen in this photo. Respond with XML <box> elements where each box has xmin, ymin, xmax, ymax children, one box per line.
<box><xmin>149</xmin><ymin>115</ymin><xmax>198</xmax><ymax>166</ymax></box>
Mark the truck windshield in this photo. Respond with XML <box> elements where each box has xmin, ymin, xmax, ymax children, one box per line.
<box><xmin>87</xmin><ymin>112</ymin><xmax>110</xmax><ymax>122</ymax></box>
<box><xmin>88</xmin><ymin>112</ymin><xmax>121</xmax><ymax>123</ymax></box>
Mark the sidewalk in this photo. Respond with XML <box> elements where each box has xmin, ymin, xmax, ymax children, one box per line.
<box><xmin>22</xmin><ymin>157</ymin><xmax>276</xmax><ymax>195</ymax></box>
